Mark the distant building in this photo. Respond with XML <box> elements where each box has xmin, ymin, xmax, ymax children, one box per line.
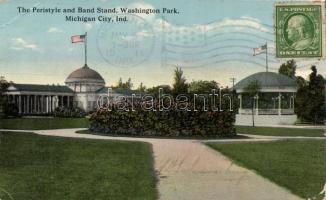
<box><xmin>5</xmin><ymin>64</ymin><xmax>137</xmax><ymax>115</ymax></box>
<box><xmin>234</xmin><ymin>72</ymin><xmax>298</xmax><ymax>126</ymax></box>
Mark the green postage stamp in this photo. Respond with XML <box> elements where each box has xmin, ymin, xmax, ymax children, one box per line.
<box><xmin>275</xmin><ymin>3</ymin><xmax>324</xmax><ymax>58</ymax></box>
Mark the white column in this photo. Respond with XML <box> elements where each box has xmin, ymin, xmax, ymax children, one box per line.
<box><xmin>41</xmin><ymin>96</ymin><xmax>43</xmax><ymax>113</ymax></box>
<box><xmin>278</xmin><ymin>92</ymin><xmax>281</xmax><ymax>116</ymax></box>
<box><xmin>50</xmin><ymin>96</ymin><xmax>53</xmax><ymax>113</ymax></box>
<box><xmin>256</xmin><ymin>95</ymin><xmax>259</xmax><ymax>116</ymax></box>
<box><xmin>238</xmin><ymin>94</ymin><xmax>242</xmax><ymax>115</ymax></box>
<box><xmin>46</xmin><ymin>96</ymin><xmax>49</xmax><ymax>113</ymax></box>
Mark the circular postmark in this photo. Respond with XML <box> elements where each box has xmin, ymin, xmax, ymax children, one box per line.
<box><xmin>283</xmin><ymin>13</ymin><xmax>316</xmax><ymax>50</ymax></box>
<box><xmin>0</xmin><ymin>187</ymin><xmax>14</xmax><ymax>200</ymax></box>
<box><xmin>96</xmin><ymin>14</ymin><xmax>155</xmax><ymax>68</ymax></box>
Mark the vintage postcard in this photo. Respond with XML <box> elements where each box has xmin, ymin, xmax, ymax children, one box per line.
<box><xmin>0</xmin><ymin>0</ymin><xmax>325</xmax><ymax>200</ymax></box>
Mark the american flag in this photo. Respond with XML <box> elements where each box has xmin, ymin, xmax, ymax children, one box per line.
<box><xmin>71</xmin><ymin>34</ymin><xmax>85</xmax><ymax>43</ymax></box>
<box><xmin>253</xmin><ymin>44</ymin><xmax>267</xmax><ymax>56</ymax></box>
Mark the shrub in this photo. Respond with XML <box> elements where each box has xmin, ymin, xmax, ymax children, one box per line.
<box><xmin>54</xmin><ymin>107</ymin><xmax>86</xmax><ymax>118</ymax></box>
<box><xmin>89</xmin><ymin>99</ymin><xmax>236</xmax><ymax>138</ymax></box>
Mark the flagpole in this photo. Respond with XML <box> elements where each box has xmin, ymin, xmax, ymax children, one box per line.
<box><xmin>265</xmin><ymin>42</ymin><xmax>268</xmax><ymax>72</ymax></box>
<box><xmin>85</xmin><ymin>32</ymin><xmax>87</xmax><ymax>66</ymax></box>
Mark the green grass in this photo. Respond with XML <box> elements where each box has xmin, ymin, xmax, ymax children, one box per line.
<box><xmin>208</xmin><ymin>140</ymin><xmax>326</xmax><ymax>199</ymax></box>
<box><xmin>0</xmin><ymin>132</ymin><xmax>157</xmax><ymax>200</ymax></box>
<box><xmin>0</xmin><ymin>118</ymin><xmax>90</xmax><ymax>130</ymax></box>
<box><xmin>236</xmin><ymin>126</ymin><xmax>325</xmax><ymax>137</ymax></box>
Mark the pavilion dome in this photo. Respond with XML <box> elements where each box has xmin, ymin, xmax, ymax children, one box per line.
<box><xmin>65</xmin><ymin>64</ymin><xmax>105</xmax><ymax>84</ymax></box>
<box><xmin>233</xmin><ymin>72</ymin><xmax>297</xmax><ymax>91</ymax></box>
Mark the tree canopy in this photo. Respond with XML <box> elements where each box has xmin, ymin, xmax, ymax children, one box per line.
<box><xmin>295</xmin><ymin>66</ymin><xmax>325</xmax><ymax>124</ymax></box>
<box><xmin>172</xmin><ymin>67</ymin><xmax>188</xmax><ymax>95</ymax></box>
<box><xmin>279</xmin><ymin>59</ymin><xmax>297</xmax><ymax>78</ymax></box>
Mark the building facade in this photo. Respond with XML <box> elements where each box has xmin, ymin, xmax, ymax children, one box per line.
<box><xmin>5</xmin><ymin>64</ymin><xmax>135</xmax><ymax>115</ymax></box>
<box><xmin>234</xmin><ymin>72</ymin><xmax>298</xmax><ymax>126</ymax></box>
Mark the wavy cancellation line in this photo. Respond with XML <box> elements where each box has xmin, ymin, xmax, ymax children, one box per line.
<box><xmin>206</xmin><ymin>24</ymin><xmax>273</xmax><ymax>35</ymax></box>
<box><xmin>163</xmin><ymin>44</ymin><xmax>275</xmax><ymax>55</ymax></box>
<box><xmin>208</xmin><ymin>31</ymin><xmax>273</xmax><ymax>43</ymax></box>
<box><xmin>165</xmin><ymin>58</ymin><xmax>279</xmax><ymax>70</ymax></box>
<box><xmin>166</xmin><ymin>51</ymin><xmax>279</xmax><ymax>64</ymax></box>
<box><xmin>164</xmin><ymin>32</ymin><xmax>273</xmax><ymax>49</ymax></box>
<box><xmin>162</xmin><ymin>16</ymin><xmax>274</xmax><ymax>31</ymax></box>
<box><xmin>165</xmin><ymin>37</ymin><xmax>275</xmax><ymax>49</ymax></box>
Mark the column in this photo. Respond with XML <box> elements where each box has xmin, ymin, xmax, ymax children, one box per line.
<box><xmin>40</xmin><ymin>96</ymin><xmax>43</xmax><ymax>113</ymax></box>
<box><xmin>278</xmin><ymin>92</ymin><xmax>281</xmax><ymax>116</ymax></box>
<box><xmin>46</xmin><ymin>96</ymin><xmax>49</xmax><ymax>113</ymax></box>
<box><xmin>36</xmin><ymin>96</ymin><xmax>39</xmax><ymax>113</ymax></box>
<box><xmin>292</xmin><ymin>92</ymin><xmax>295</xmax><ymax>110</ymax></box>
<box><xmin>67</xmin><ymin>96</ymin><xmax>70</xmax><ymax>107</ymax></box>
<box><xmin>256</xmin><ymin>95</ymin><xmax>259</xmax><ymax>116</ymax></box>
<box><xmin>50</xmin><ymin>96</ymin><xmax>53</xmax><ymax>113</ymax></box>
<box><xmin>238</xmin><ymin>94</ymin><xmax>242</xmax><ymax>115</ymax></box>
<box><xmin>34</xmin><ymin>95</ymin><xmax>37</xmax><ymax>114</ymax></box>
<box><xmin>18</xmin><ymin>95</ymin><xmax>22</xmax><ymax>114</ymax></box>
<box><xmin>26</xmin><ymin>95</ymin><xmax>30</xmax><ymax>114</ymax></box>
<box><xmin>23</xmin><ymin>95</ymin><xmax>26</xmax><ymax>114</ymax></box>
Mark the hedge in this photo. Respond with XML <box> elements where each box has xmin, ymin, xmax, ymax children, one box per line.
<box><xmin>54</xmin><ymin>107</ymin><xmax>86</xmax><ymax>118</ymax></box>
<box><xmin>89</xmin><ymin>99</ymin><xmax>236</xmax><ymax>137</ymax></box>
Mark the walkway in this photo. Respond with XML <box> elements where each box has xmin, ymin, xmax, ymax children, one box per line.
<box><xmin>0</xmin><ymin>129</ymin><xmax>306</xmax><ymax>200</ymax></box>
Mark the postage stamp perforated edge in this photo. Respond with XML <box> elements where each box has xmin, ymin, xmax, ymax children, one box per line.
<box><xmin>274</xmin><ymin>1</ymin><xmax>326</xmax><ymax>59</ymax></box>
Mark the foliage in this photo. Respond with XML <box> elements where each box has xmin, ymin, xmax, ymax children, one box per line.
<box><xmin>188</xmin><ymin>80</ymin><xmax>219</xmax><ymax>93</ymax></box>
<box><xmin>279</xmin><ymin>59</ymin><xmax>297</xmax><ymax>78</ymax></box>
<box><xmin>53</xmin><ymin>106</ymin><xmax>86</xmax><ymax>118</ymax></box>
<box><xmin>137</xmin><ymin>82</ymin><xmax>146</xmax><ymax>92</ymax></box>
<box><xmin>89</xmin><ymin>96</ymin><xmax>236</xmax><ymax>137</ymax></box>
<box><xmin>146</xmin><ymin>85</ymin><xmax>172</xmax><ymax>97</ymax></box>
<box><xmin>172</xmin><ymin>67</ymin><xmax>188</xmax><ymax>95</ymax></box>
<box><xmin>0</xmin><ymin>76</ymin><xmax>10</xmax><ymax>118</ymax></box>
<box><xmin>296</xmin><ymin>76</ymin><xmax>307</xmax><ymax>88</ymax></box>
<box><xmin>243</xmin><ymin>80</ymin><xmax>261</xmax><ymax>97</ymax></box>
<box><xmin>116</xmin><ymin>77</ymin><xmax>133</xmax><ymax>89</ymax></box>
<box><xmin>295</xmin><ymin>66</ymin><xmax>325</xmax><ymax>124</ymax></box>
<box><xmin>3</xmin><ymin>102</ymin><xmax>19</xmax><ymax>117</ymax></box>
<box><xmin>243</xmin><ymin>80</ymin><xmax>261</xmax><ymax>127</ymax></box>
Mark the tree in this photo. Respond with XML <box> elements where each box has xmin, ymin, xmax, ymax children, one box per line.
<box><xmin>279</xmin><ymin>59</ymin><xmax>307</xmax><ymax>89</ymax></box>
<box><xmin>117</xmin><ymin>78</ymin><xmax>123</xmax><ymax>88</ymax></box>
<box><xmin>279</xmin><ymin>59</ymin><xmax>297</xmax><ymax>78</ymax></box>
<box><xmin>188</xmin><ymin>80</ymin><xmax>219</xmax><ymax>93</ymax></box>
<box><xmin>146</xmin><ymin>85</ymin><xmax>172</xmax><ymax>97</ymax></box>
<box><xmin>125</xmin><ymin>78</ymin><xmax>133</xmax><ymax>89</ymax></box>
<box><xmin>116</xmin><ymin>78</ymin><xmax>133</xmax><ymax>89</ymax></box>
<box><xmin>0</xmin><ymin>76</ymin><xmax>10</xmax><ymax>118</ymax></box>
<box><xmin>243</xmin><ymin>80</ymin><xmax>261</xmax><ymax>127</ymax></box>
<box><xmin>295</xmin><ymin>66</ymin><xmax>325</xmax><ymax>124</ymax></box>
<box><xmin>172</xmin><ymin>67</ymin><xmax>188</xmax><ymax>95</ymax></box>
<box><xmin>137</xmin><ymin>82</ymin><xmax>146</xmax><ymax>92</ymax></box>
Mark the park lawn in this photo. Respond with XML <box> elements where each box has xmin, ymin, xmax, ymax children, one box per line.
<box><xmin>207</xmin><ymin>140</ymin><xmax>326</xmax><ymax>199</ymax></box>
<box><xmin>236</xmin><ymin>125</ymin><xmax>325</xmax><ymax>137</ymax></box>
<box><xmin>0</xmin><ymin>132</ymin><xmax>157</xmax><ymax>200</ymax></box>
<box><xmin>0</xmin><ymin>118</ymin><xmax>90</xmax><ymax>130</ymax></box>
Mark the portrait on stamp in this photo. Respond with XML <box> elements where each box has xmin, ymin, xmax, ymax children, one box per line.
<box><xmin>276</xmin><ymin>5</ymin><xmax>322</xmax><ymax>58</ymax></box>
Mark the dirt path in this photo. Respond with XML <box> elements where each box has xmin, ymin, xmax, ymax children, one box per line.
<box><xmin>1</xmin><ymin>129</ymin><xmax>303</xmax><ymax>200</ymax></box>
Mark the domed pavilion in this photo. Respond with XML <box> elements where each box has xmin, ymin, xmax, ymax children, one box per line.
<box><xmin>234</xmin><ymin>72</ymin><xmax>298</xmax><ymax>125</ymax></box>
<box><xmin>65</xmin><ymin>64</ymin><xmax>106</xmax><ymax>112</ymax></box>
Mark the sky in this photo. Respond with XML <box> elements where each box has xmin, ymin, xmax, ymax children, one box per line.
<box><xmin>0</xmin><ymin>0</ymin><xmax>325</xmax><ymax>88</ymax></box>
